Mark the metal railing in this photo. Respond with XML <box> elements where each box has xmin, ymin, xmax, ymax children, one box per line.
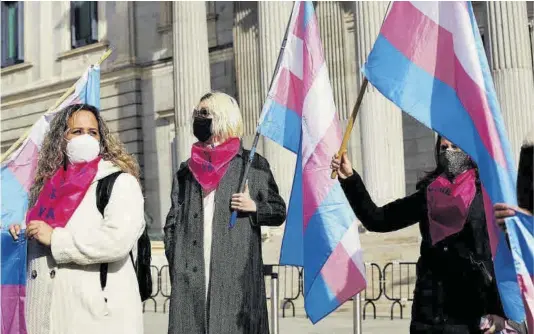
<box><xmin>382</xmin><ymin>262</ymin><xmax>417</xmax><ymax>320</ymax></box>
<box><xmin>142</xmin><ymin>261</ymin><xmax>417</xmax><ymax>321</ymax></box>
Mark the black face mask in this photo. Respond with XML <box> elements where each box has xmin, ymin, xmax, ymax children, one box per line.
<box><xmin>439</xmin><ymin>150</ymin><xmax>472</xmax><ymax>179</ymax></box>
<box><xmin>193</xmin><ymin>117</ymin><xmax>213</xmax><ymax>143</ymax></box>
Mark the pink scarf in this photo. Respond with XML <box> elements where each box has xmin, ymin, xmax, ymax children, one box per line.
<box><xmin>426</xmin><ymin>169</ymin><xmax>477</xmax><ymax>245</ymax></box>
<box><xmin>188</xmin><ymin>138</ymin><xmax>241</xmax><ymax>192</ymax></box>
<box><xmin>26</xmin><ymin>157</ymin><xmax>101</xmax><ymax>228</ymax></box>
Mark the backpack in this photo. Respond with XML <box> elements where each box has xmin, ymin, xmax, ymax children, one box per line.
<box><xmin>96</xmin><ymin>171</ymin><xmax>153</xmax><ymax>302</ymax></box>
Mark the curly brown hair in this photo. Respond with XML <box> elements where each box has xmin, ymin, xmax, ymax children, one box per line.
<box><xmin>29</xmin><ymin>104</ymin><xmax>141</xmax><ymax>207</ymax></box>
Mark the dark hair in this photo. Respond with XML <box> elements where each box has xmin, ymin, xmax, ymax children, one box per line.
<box><xmin>416</xmin><ymin>135</ymin><xmax>445</xmax><ymax>190</ymax></box>
<box><xmin>415</xmin><ymin>135</ymin><xmax>479</xmax><ymax>190</ymax></box>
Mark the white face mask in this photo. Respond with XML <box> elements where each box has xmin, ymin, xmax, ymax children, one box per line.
<box><xmin>66</xmin><ymin>134</ymin><xmax>100</xmax><ymax>163</ymax></box>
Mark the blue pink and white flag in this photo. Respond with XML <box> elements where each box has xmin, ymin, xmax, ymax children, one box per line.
<box><xmin>363</xmin><ymin>1</ymin><xmax>534</xmax><ymax>327</ymax></box>
<box><xmin>257</xmin><ymin>1</ymin><xmax>366</xmax><ymax>323</ymax></box>
<box><xmin>0</xmin><ymin>65</ymin><xmax>100</xmax><ymax>334</ymax></box>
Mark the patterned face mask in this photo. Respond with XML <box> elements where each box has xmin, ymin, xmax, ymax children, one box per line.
<box><xmin>438</xmin><ymin>150</ymin><xmax>472</xmax><ymax>179</ymax></box>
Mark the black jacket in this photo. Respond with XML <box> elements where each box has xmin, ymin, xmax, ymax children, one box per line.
<box><xmin>340</xmin><ymin>171</ymin><xmax>506</xmax><ymax>333</ymax></box>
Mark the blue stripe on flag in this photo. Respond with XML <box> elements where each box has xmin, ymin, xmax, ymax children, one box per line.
<box><xmin>303</xmin><ymin>183</ymin><xmax>355</xmax><ymax>294</ymax></box>
<box><xmin>301</xmin><ymin>1</ymin><xmax>315</xmax><ymax>29</ymax></box>
<box><xmin>507</xmin><ymin>213</ymin><xmax>534</xmax><ymax>277</ymax></box>
<box><xmin>493</xmin><ymin>230</ymin><xmax>526</xmax><ymax>321</ymax></box>
<box><xmin>85</xmin><ymin>66</ymin><xmax>101</xmax><ymax>108</ymax></box>
<box><xmin>304</xmin><ymin>270</ymin><xmax>338</xmax><ymax>323</ymax></box>
<box><xmin>280</xmin><ymin>137</ymin><xmax>304</xmax><ymax>266</ymax></box>
<box><xmin>1</xmin><ymin>230</ymin><xmax>27</xmax><ymax>285</ymax></box>
<box><xmin>257</xmin><ymin>98</ymin><xmax>301</xmax><ymax>153</ymax></box>
<box><xmin>0</xmin><ymin>167</ymin><xmax>29</xmax><ymax>228</ymax></box>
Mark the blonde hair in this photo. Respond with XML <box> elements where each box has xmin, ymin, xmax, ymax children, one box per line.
<box><xmin>194</xmin><ymin>91</ymin><xmax>244</xmax><ymax>142</ymax></box>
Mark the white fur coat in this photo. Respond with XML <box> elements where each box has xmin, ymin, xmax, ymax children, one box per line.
<box><xmin>25</xmin><ymin>160</ymin><xmax>145</xmax><ymax>334</ymax></box>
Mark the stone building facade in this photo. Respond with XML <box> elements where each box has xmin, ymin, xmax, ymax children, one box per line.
<box><xmin>1</xmin><ymin>1</ymin><xmax>533</xmax><ymax>265</ymax></box>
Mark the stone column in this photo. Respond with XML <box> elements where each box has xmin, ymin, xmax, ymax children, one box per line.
<box><xmin>234</xmin><ymin>2</ymin><xmax>264</xmax><ymax>154</ymax></box>
<box><xmin>486</xmin><ymin>2</ymin><xmax>534</xmax><ymax>160</ymax></box>
<box><xmin>316</xmin><ymin>2</ymin><xmax>350</xmax><ymax>120</ymax></box>
<box><xmin>355</xmin><ymin>1</ymin><xmax>406</xmax><ymax>206</ymax></box>
<box><xmin>172</xmin><ymin>2</ymin><xmax>211</xmax><ymax>165</ymax></box>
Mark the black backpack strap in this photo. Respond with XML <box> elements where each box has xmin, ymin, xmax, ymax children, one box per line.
<box><xmin>96</xmin><ymin>171</ymin><xmax>123</xmax><ymax>292</ymax></box>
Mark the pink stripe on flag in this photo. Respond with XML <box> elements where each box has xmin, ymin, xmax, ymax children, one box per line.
<box><xmin>7</xmin><ymin>140</ymin><xmax>39</xmax><ymax>193</ymax></box>
<box><xmin>272</xmin><ymin>67</ymin><xmax>305</xmax><ymax>116</ymax></box>
<box><xmin>320</xmin><ymin>243</ymin><xmax>366</xmax><ymax>303</ymax></box>
<box><xmin>302</xmin><ymin>15</ymin><xmax>325</xmax><ymax>96</ymax></box>
<box><xmin>292</xmin><ymin>3</ymin><xmax>306</xmax><ymax>40</ymax></box>
<box><xmin>1</xmin><ymin>285</ymin><xmax>27</xmax><ymax>334</ymax></box>
<box><xmin>302</xmin><ymin>121</ymin><xmax>342</xmax><ymax>230</ymax></box>
<box><xmin>517</xmin><ymin>274</ymin><xmax>534</xmax><ymax>331</ymax></box>
<box><xmin>381</xmin><ymin>2</ymin><xmax>506</xmax><ymax>168</ymax></box>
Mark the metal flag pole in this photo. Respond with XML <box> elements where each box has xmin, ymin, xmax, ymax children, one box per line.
<box><xmin>228</xmin><ymin>2</ymin><xmax>296</xmax><ymax>228</ymax></box>
<box><xmin>353</xmin><ymin>293</ymin><xmax>362</xmax><ymax>334</ymax></box>
<box><xmin>0</xmin><ymin>49</ymin><xmax>113</xmax><ymax>163</ymax></box>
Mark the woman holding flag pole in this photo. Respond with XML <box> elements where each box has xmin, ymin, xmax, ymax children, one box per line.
<box><xmin>331</xmin><ymin>135</ymin><xmax>527</xmax><ymax>334</ymax></box>
<box><xmin>8</xmin><ymin>103</ymin><xmax>145</xmax><ymax>334</ymax></box>
<box><xmin>164</xmin><ymin>91</ymin><xmax>286</xmax><ymax>334</ymax></box>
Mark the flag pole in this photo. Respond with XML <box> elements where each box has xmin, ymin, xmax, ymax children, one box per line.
<box><xmin>0</xmin><ymin>49</ymin><xmax>113</xmax><ymax>164</ymax></box>
<box><xmin>331</xmin><ymin>1</ymin><xmax>393</xmax><ymax>179</ymax></box>
<box><xmin>330</xmin><ymin>77</ymin><xmax>368</xmax><ymax>179</ymax></box>
<box><xmin>229</xmin><ymin>2</ymin><xmax>296</xmax><ymax>228</ymax></box>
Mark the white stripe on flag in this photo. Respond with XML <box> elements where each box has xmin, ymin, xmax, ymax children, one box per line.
<box><xmin>409</xmin><ymin>1</ymin><xmax>485</xmax><ymax>90</ymax></box>
<box><xmin>340</xmin><ymin>220</ymin><xmax>366</xmax><ymax>276</ymax></box>
<box><xmin>281</xmin><ymin>34</ymin><xmax>304</xmax><ymax>80</ymax></box>
<box><xmin>301</xmin><ymin>64</ymin><xmax>339</xmax><ymax>166</ymax></box>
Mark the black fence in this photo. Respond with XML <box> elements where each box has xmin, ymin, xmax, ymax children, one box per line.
<box><xmin>143</xmin><ymin>262</ymin><xmax>417</xmax><ymax>320</ymax></box>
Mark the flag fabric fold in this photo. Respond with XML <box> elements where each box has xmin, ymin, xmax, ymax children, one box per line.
<box><xmin>0</xmin><ymin>65</ymin><xmax>101</xmax><ymax>334</ymax></box>
<box><xmin>363</xmin><ymin>0</ymin><xmax>533</xmax><ymax>327</ymax></box>
<box><xmin>257</xmin><ymin>1</ymin><xmax>366</xmax><ymax>323</ymax></box>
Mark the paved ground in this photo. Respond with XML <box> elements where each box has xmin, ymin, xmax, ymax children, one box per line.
<box><xmin>143</xmin><ymin>311</ymin><xmax>411</xmax><ymax>334</ymax></box>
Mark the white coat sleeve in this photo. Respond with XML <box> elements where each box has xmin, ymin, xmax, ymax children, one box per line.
<box><xmin>50</xmin><ymin>173</ymin><xmax>145</xmax><ymax>265</ymax></box>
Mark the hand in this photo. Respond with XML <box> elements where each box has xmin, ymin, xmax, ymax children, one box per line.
<box><xmin>26</xmin><ymin>220</ymin><xmax>53</xmax><ymax>247</ymax></box>
<box><xmin>480</xmin><ymin>314</ymin><xmax>506</xmax><ymax>334</ymax></box>
<box><xmin>8</xmin><ymin>224</ymin><xmax>22</xmax><ymax>241</ymax></box>
<box><xmin>330</xmin><ymin>152</ymin><xmax>354</xmax><ymax>180</ymax></box>
<box><xmin>494</xmin><ymin>203</ymin><xmax>533</xmax><ymax>231</ymax></box>
<box><xmin>231</xmin><ymin>183</ymin><xmax>257</xmax><ymax>213</ymax></box>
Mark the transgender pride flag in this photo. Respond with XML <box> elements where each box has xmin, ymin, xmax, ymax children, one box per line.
<box><xmin>0</xmin><ymin>65</ymin><xmax>100</xmax><ymax>334</ymax></box>
<box><xmin>363</xmin><ymin>1</ymin><xmax>534</xmax><ymax>328</ymax></box>
<box><xmin>257</xmin><ymin>1</ymin><xmax>366</xmax><ymax>323</ymax></box>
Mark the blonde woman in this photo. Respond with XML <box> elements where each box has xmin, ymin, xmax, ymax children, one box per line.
<box><xmin>9</xmin><ymin>104</ymin><xmax>145</xmax><ymax>334</ymax></box>
<box><xmin>164</xmin><ymin>92</ymin><xmax>286</xmax><ymax>334</ymax></box>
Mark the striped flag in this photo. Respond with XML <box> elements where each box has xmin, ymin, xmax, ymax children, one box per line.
<box><xmin>363</xmin><ymin>1</ymin><xmax>534</xmax><ymax>328</ymax></box>
<box><xmin>257</xmin><ymin>1</ymin><xmax>366</xmax><ymax>323</ymax></box>
<box><xmin>0</xmin><ymin>65</ymin><xmax>100</xmax><ymax>334</ymax></box>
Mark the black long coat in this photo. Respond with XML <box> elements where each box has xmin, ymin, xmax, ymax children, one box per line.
<box><xmin>340</xmin><ymin>171</ymin><xmax>506</xmax><ymax>334</ymax></box>
<box><xmin>164</xmin><ymin>146</ymin><xmax>286</xmax><ymax>334</ymax></box>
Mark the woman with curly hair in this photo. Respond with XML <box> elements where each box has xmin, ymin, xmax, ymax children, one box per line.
<box><xmin>9</xmin><ymin>104</ymin><xmax>145</xmax><ymax>334</ymax></box>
